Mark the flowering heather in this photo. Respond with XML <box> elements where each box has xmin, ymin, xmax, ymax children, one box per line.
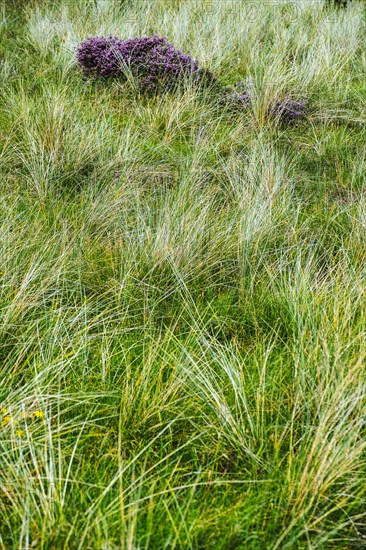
<box><xmin>76</xmin><ymin>36</ymin><xmax>124</xmax><ymax>78</ymax></box>
<box><xmin>76</xmin><ymin>35</ymin><xmax>213</xmax><ymax>93</ymax></box>
<box><xmin>219</xmin><ymin>81</ymin><xmax>250</xmax><ymax>112</ymax></box>
<box><xmin>270</xmin><ymin>98</ymin><xmax>308</xmax><ymax>124</ymax></box>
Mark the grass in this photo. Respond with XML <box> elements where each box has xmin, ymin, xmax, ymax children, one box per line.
<box><xmin>0</xmin><ymin>0</ymin><xmax>366</xmax><ymax>547</ymax></box>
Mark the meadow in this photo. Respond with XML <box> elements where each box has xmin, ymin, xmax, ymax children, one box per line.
<box><xmin>1</xmin><ymin>0</ymin><xmax>366</xmax><ymax>548</ymax></box>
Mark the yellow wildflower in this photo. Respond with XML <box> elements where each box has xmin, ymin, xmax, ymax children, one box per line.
<box><xmin>34</xmin><ymin>411</ymin><xmax>44</xmax><ymax>418</ymax></box>
<box><xmin>15</xmin><ymin>429</ymin><xmax>25</xmax><ymax>437</ymax></box>
<box><xmin>2</xmin><ymin>415</ymin><xmax>11</xmax><ymax>426</ymax></box>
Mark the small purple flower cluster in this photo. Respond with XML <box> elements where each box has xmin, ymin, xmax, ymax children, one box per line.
<box><xmin>220</xmin><ymin>81</ymin><xmax>308</xmax><ymax>124</ymax></box>
<box><xmin>221</xmin><ymin>81</ymin><xmax>251</xmax><ymax>111</ymax></box>
<box><xmin>76</xmin><ymin>35</ymin><xmax>212</xmax><ymax>93</ymax></box>
<box><xmin>270</xmin><ymin>98</ymin><xmax>308</xmax><ymax>124</ymax></box>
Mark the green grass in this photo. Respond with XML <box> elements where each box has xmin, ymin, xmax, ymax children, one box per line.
<box><xmin>1</xmin><ymin>0</ymin><xmax>366</xmax><ymax>547</ymax></box>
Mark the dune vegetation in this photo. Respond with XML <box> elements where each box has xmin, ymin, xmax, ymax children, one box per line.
<box><xmin>1</xmin><ymin>0</ymin><xmax>366</xmax><ymax>548</ymax></box>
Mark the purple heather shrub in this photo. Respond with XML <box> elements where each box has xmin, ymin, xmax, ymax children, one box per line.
<box><xmin>271</xmin><ymin>98</ymin><xmax>308</xmax><ymax>124</ymax></box>
<box><xmin>230</xmin><ymin>88</ymin><xmax>251</xmax><ymax>109</ymax></box>
<box><xmin>76</xmin><ymin>35</ymin><xmax>213</xmax><ymax>93</ymax></box>
<box><xmin>76</xmin><ymin>36</ymin><xmax>124</xmax><ymax>78</ymax></box>
<box><xmin>219</xmin><ymin>81</ymin><xmax>250</xmax><ymax>112</ymax></box>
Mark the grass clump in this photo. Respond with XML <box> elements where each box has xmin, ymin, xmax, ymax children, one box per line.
<box><xmin>0</xmin><ymin>0</ymin><xmax>366</xmax><ymax>548</ymax></box>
